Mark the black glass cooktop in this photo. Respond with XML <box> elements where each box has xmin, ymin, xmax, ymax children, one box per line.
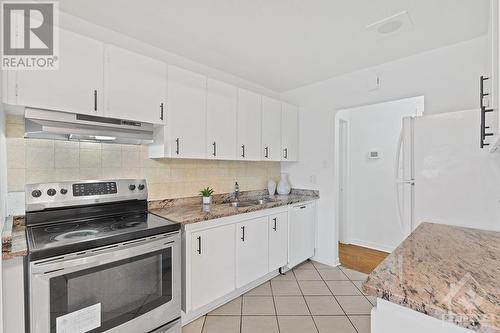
<box><xmin>27</xmin><ymin>211</ymin><xmax>180</xmax><ymax>261</ymax></box>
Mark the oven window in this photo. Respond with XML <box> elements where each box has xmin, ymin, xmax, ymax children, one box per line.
<box><xmin>49</xmin><ymin>248</ymin><xmax>172</xmax><ymax>333</ymax></box>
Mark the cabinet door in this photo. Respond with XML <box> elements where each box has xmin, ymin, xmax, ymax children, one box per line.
<box><xmin>17</xmin><ymin>29</ymin><xmax>103</xmax><ymax>115</ymax></box>
<box><xmin>269</xmin><ymin>212</ymin><xmax>288</xmax><ymax>271</ymax></box>
<box><xmin>281</xmin><ymin>103</ymin><xmax>299</xmax><ymax>161</ymax></box>
<box><xmin>262</xmin><ymin>96</ymin><xmax>282</xmax><ymax>161</ymax></box>
<box><xmin>236</xmin><ymin>217</ymin><xmax>269</xmax><ymax>288</ymax></box>
<box><xmin>105</xmin><ymin>45</ymin><xmax>167</xmax><ymax>124</ymax></box>
<box><xmin>237</xmin><ymin>89</ymin><xmax>262</xmax><ymax>160</ymax></box>
<box><xmin>168</xmin><ymin>65</ymin><xmax>207</xmax><ymax>159</ymax></box>
<box><xmin>206</xmin><ymin>79</ymin><xmax>237</xmax><ymax>159</ymax></box>
<box><xmin>289</xmin><ymin>203</ymin><xmax>315</xmax><ymax>268</ymax></box>
<box><xmin>190</xmin><ymin>224</ymin><xmax>235</xmax><ymax>310</ymax></box>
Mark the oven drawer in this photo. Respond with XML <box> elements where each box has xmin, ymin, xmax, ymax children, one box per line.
<box><xmin>28</xmin><ymin>232</ymin><xmax>181</xmax><ymax>333</ymax></box>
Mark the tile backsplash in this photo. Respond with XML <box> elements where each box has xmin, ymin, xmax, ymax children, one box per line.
<box><xmin>5</xmin><ymin>115</ymin><xmax>280</xmax><ymax>200</ymax></box>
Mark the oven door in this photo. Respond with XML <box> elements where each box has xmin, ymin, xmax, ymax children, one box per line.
<box><xmin>29</xmin><ymin>232</ymin><xmax>181</xmax><ymax>333</ymax></box>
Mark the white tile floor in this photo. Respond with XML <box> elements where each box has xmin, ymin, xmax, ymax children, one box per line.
<box><xmin>182</xmin><ymin>261</ymin><xmax>375</xmax><ymax>333</ymax></box>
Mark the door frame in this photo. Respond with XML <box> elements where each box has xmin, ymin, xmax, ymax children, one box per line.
<box><xmin>335</xmin><ymin>115</ymin><xmax>351</xmax><ymax>244</ymax></box>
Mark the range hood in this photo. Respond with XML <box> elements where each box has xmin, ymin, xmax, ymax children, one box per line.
<box><xmin>24</xmin><ymin>108</ymin><xmax>154</xmax><ymax>145</ymax></box>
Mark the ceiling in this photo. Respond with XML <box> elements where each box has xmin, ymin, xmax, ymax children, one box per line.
<box><xmin>59</xmin><ymin>0</ymin><xmax>490</xmax><ymax>92</ymax></box>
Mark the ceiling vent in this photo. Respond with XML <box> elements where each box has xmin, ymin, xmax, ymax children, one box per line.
<box><xmin>366</xmin><ymin>11</ymin><xmax>413</xmax><ymax>37</ymax></box>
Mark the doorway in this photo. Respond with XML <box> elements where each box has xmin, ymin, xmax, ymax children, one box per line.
<box><xmin>335</xmin><ymin>96</ymin><xmax>424</xmax><ymax>271</ymax></box>
<box><xmin>338</xmin><ymin>118</ymin><xmax>349</xmax><ymax>244</ymax></box>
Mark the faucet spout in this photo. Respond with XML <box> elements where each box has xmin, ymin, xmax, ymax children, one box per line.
<box><xmin>234</xmin><ymin>182</ymin><xmax>240</xmax><ymax>201</ymax></box>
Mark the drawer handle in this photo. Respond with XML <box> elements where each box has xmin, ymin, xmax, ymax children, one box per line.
<box><xmin>241</xmin><ymin>226</ymin><xmax>245</xmax><ymax>242</ymax></box>
<box><xmin>264</xmin><ymin>146</ymin><xmax>269</xmax><ymax>159</ymax></box>
<box><xmin>273</xmin><ymin>218</ymin><xmax>277</xmax><ymax>231</ymax></box>
<box><xmin>241</xmin><ymin>145</ymin><xmax>245</xmax><ymax>158</ymax></box>
<box><xmin>197</xmin><ymin>236</ymin><xmax>202</xmax><ymax>254</ymax></box>
<box><xmin>93</xmin><ymin>90</ymin><xmax>97</xmax><ymax>111</ymax></box>
<box><xmin>160</xmin><ymin>102</ymin><xmax>164</xmax><ymax>121</ymax></box>
<box><xmin>299</xmin><ymin>206</ymin><xmax>306</xmax><ymax>209</ymax></box>
<box><xmin>175</xmin><ymin>138</ymin><xmax>180</xmax><ymax>155</ymax></box>
<box><xmin>284</xmin><ymin>148</ymin><xmax>288</xmax><ymax>159</ymax></box>
<box><xmin>213</xmin><ymin>142</ymin><xmax>217</xmax><ymax>157</ymax></box>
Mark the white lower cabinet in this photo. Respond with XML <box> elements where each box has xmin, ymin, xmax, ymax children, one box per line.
<box><xmin>3</xmin><ymin>257</ymin><xmax>25</xmax><ymax>333</ymax></box>
<box><xmin>183</xmin><ymin>202</ymin><xmax>316</xmax><ymax>322</ymax></box>
<box><xmin>236</xmin><ymin>217</ymin><xmax>269</xmax><ymax>288</ymax></box>
<box><xmin>190</xmin><ymin>224</ymin><xmax>236</xmax><ymax>310</ymax></box>
<box><xmin>268</xmin><ymin>212</ymin><xmax>288</xmax><ymax>271</ymax></box>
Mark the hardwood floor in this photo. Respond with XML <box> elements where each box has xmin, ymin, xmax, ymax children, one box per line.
<box><xmin>339</xmin><ymin>243</ymin><xmax>389</xmax><ymax>274</ymax></box>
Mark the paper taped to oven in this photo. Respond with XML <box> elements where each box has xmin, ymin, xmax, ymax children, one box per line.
<box><xmin>56</xmin><ymin>303</ymin><xmax>101</xmax><ymax>333</ymax></box>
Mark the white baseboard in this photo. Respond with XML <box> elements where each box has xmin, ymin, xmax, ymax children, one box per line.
<box><xmin>311</xmin><ymin>256</ymin><xmax>340</xmax><ymax>267</ymax></box>
<box><xmin>345</xmin><ymin>238</ymin><xmax>395</xmax><ymax>253</ymax></box>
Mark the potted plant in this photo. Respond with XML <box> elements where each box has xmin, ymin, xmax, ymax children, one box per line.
<box><xmin>200</xmin><ymin>187</ymin><xmax>215</xmax><ymax>205</ymax></box>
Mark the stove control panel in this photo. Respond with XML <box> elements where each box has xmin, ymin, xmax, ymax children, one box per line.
<box><xmin>73</xmin><ymin>182</ymin><xmax>117</xmax><ymax>197</ymax></box>
<box><xmin>25</xmin><ymin>179</ymin><xmax>148</xmax><ymax>212</ymax></box>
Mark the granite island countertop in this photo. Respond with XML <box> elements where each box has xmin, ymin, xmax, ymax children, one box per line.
<box><xmin>149</xmin><ymin>189</ymin><xmax>319</xmax><ymax>224</ymax></box>
<box><xmin>363</xmin><ymin>222</ymin><xmax>500</xmax><ymax>333</ymax></box>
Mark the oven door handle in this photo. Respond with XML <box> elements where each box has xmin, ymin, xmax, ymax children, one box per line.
<box><xmin>31</xmin><ymin>236</ymin><xmax>178</xmax><ymax>276</ymax></box>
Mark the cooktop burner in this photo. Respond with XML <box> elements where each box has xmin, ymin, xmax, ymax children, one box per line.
<box><xmin>111</xmin><ymin>221</ymin><xmax>143</xmax><ymax>230</ymax></box>
<box><xmin>53</xmin><ymin>229</ymin><xmax>99</xmax><ymax>241</ymax></box>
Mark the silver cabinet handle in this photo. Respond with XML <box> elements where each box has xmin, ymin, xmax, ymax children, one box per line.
<box><xmin>175</xmin><ymin>138</ymin><xmax>180</xmax><ymax>155</ymax></box>
<box><xmin>160</xmin><ymin>102</ymin><xmax>164</xmax><ymax>121</ymax></box>
<box><xmin>241</xmin><ymin>145</ymin><xmax>245</xmax><ymax>158</ymax></box>
<box><xmin>273</xmin><ymin>218</ymin><xmax>277</xmax><ymax>231</ymax></box>
<box><xmin>212</xmin><ymin>142</ymin><xmax>217</xmax><ymax>156</ymax></box>
<box><xmin>284</xmin><ymin>148</ymin><xmax>288</xmax><ymax>159</ymax></box>
<box><xmin>93</xmin><ymin>90</ymin><xmax>97</xmax><ymax>111</ymax></box>
<box><xmin>264</xmin><ymin>146</ymin><xmax>269</xmax><ymax>159</ymax></box>
<box><xmin>241</xmin><ymin>226</ymin><xmax>245</xmax><ymax>241</ymax></box>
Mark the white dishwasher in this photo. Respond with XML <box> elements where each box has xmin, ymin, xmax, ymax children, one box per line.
<box><xmin>288</xmin><ymin>202</ymin><xmax>316</xmax><ymax>268</ymax></box>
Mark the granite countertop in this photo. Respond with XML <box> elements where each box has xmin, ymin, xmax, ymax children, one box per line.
<box><xmin>363</xmin><ymin>222</ymin><xmax>500</xmax><ymax>333</ymax></box>
<box><xmin>149</xmin><ymin>189</ymin><xmax>319</xmax><ymax>224</ymax></box>
<box><xmin>2</xmin><ymin>216</ymin><xmax>28</xmax><ymax>259</ymax></box>
<box><xmin>1</xmin><ymin>189</ymin><xmax>318</xmax><ymax>259</ymax></box>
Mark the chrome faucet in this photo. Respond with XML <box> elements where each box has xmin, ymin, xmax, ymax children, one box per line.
<box><xmin>234</xmin><ymin>182</ymin><xmax>240</xmax><ymax>201</ymax></box>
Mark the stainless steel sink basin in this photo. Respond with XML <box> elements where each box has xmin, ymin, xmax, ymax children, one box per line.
<box><xmin>229</xmin><ymin>198</ymin><xmax>270</xmax><ymax>208</ymax></box>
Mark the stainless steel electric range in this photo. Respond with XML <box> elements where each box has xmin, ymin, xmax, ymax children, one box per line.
<box><xmin>24</xmin><ymin>179</ymin><xmax>181</xmax><ymax>333</ymax></box>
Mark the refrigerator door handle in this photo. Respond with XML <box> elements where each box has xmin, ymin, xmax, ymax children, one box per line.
<box><xmin>395</xmin><ymin>129</ymin><xmax>406</xmax><ymax>233</ymax></box>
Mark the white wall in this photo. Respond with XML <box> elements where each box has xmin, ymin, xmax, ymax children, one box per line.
<box><xmin>280</xmin><ymin>36</ymin><xmax>487</xmax><ymax>265</ymax></box>
<box><xmin>337</xmin><ymin>97</ymin><xmax>423</xmax><ymax>252</ymax></box>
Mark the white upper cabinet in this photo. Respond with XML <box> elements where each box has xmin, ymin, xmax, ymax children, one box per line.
<box><xmin>261</xmin><ymin>96</ymin><xmax>282</xmax><ymax>161</ymax></box>
<box><xmin>16</xmin><ymin>29</ymin><xmax>104</xmax><ymax>115</ymax></box>
<box><xmin>237</xmin><ymin>89</ymin><xmax>262</xmax><ymax>160</ymax></box>
<box><xmin>206</xmin><ymin>79</ymin><xmax>237</xmax><ymax>159</ymax></box>
<box><xmin>281</xmin><ymin>103</ymin><xmax>299</xmax><ymax>161</ymax></box>
<box><xmin>104</xmin><ymin>45</ymin><xmax>167</xmax><ymax>124</ymax></box>
<box><xmin>167</xmin><ymin>65</ymin><xmax>207</xmax><ymax>159</ymax></box>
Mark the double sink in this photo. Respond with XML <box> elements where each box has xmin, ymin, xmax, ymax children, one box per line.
<box><xmin>228</xmin><ymin>197</ymin><xmax>272</xmax><ymax>208</ymax></box>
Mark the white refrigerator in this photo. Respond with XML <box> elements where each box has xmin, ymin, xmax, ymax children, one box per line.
<box><xmin>396</xmin><ymin>109</ymin><xmax>500</xmax><ymax>237</ymax></box>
